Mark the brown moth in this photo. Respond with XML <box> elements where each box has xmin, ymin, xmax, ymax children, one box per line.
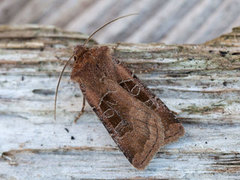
<box><xmin>55</xmin><ymin>14</ymin><xmax>184</xmax><ymax>170</ymax></box>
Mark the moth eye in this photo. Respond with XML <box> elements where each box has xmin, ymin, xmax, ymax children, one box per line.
<box><xmin>74</xmin><ymin>56</ymin><xmax>77</xmax><ymax>61</ymax></box>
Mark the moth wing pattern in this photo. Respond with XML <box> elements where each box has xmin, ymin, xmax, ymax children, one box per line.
<box><xmin>112</xmin><ymin>57</ymin><xmax>184</xmax><ymax>144</ymax></box>
<box><xmin>93</xmin><ymin>79</ymin><xmax>165</xmax><ymax>169</ymax></box>
<box><xmin>71</xmin><ymin>46</ymin><xmax>184</xmax><ymax>169</ymax></box>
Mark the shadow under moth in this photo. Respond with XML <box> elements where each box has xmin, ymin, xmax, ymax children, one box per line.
<box><xmin>54</xmin><ymin>14</ymin><xmax>184</xmax><ymax>170</ymax></box>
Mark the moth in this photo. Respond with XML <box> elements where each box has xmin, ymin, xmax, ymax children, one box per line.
<box><xmin>54</xmin><ymin>14</ymin><xmax>184</xmax><ymax>170</ymax></box>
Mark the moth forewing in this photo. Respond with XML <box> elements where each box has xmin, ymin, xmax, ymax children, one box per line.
<box><xmin>113</xmin><ymin>59</ymin><xmax>185</xmax><ymax>144</ymax></box>
<box><xmin>71</xmin><ymin>45</ymin><xmax>184</xmax><ymax>169</ymax></box>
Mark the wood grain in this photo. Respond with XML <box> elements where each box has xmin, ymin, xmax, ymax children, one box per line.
<box><xmin>0</xmin><ymin>25</ymin><xmax>240</xmax><ymax>179</ymax></box>
<box><xmin>1</xmin><ymin>0</ymin><xmax>240</xmax><ymax>44</ymax></box>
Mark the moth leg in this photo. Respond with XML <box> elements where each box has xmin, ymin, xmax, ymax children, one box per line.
<box><xmin>74</xmin><ymin>96</ymin><xmax>86</xmax><ymax>123</ymax></box>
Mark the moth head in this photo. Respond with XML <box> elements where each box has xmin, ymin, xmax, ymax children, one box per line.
<box><xmin>73</xmin><ymin>45</ymin><xmax>88</xmax><ymax>63</ymax></box>
<box><xmin>54</xmin><ymin>13</ymin><xmax>137</xmax><ymax>120</ymax></box>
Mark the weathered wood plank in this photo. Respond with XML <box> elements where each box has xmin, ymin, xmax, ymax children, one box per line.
<box><xmin>0</xmin><ymin>25</ymin><xmax>240</xmax><ymax>179</ymax></box>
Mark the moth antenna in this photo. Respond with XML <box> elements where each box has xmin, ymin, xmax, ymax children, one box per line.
<box><xmin>54</xmin><ymin>13</ymin><xmax>137</xmax><ymax>120</ymax></box>
<box><xmin>83</xmin><ymin>13</ymin><xmax>138</xmax><ymax>46</ymax></box>
<box><xmin>54</xmin><ymin>54</ymin><xmax>74</xmax><ymax>120</ymax></box>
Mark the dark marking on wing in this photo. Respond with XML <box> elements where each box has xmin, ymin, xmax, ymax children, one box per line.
<box><xmin>99</xmin><ymin>92</ymin><xmax>133</xmax><ymax>137</ymax></box>
<box><xmin>119</xmin><ymin>79</ymin><xmax>156</xmax><ymax>110</ymax></box>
